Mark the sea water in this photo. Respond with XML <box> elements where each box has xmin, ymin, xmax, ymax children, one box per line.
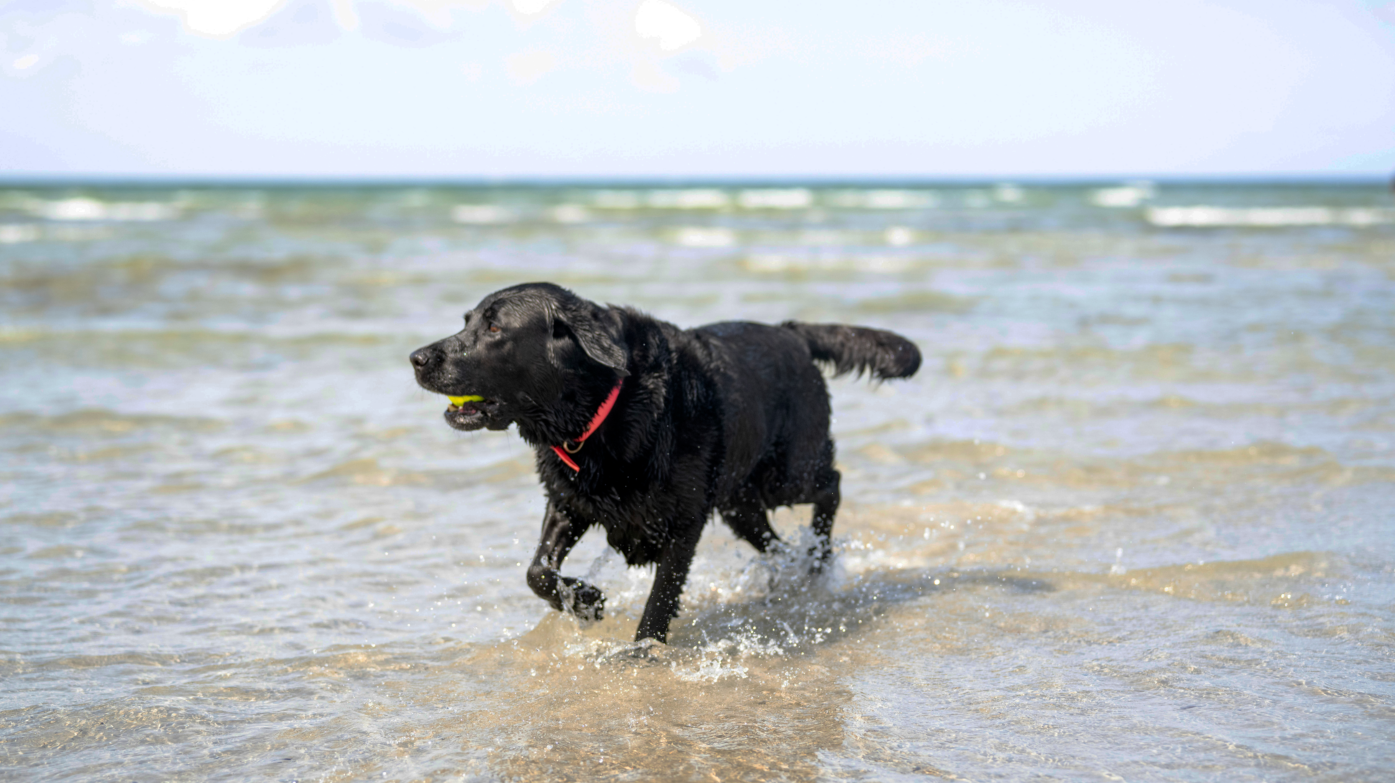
<box><xmin>2</xmin><ymin>180</ymin><xmax>1393</xmax><ymax>781</ymax></box>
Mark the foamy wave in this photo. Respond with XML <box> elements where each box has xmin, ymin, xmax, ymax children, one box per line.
<box><xmin>550</xmin><ymin>204</ymin><xmax>590</xmax><ymax>223</ymax></box>
<box><xmin>646</xmin><ymin>189</ymin><xmax>729</xmax><ymax>209</ymax></box>
<box><xmin>737</xmin><ymin>189</ymin><xmax>812</xmax><ymax>209</ymax></box>
<box><xmin>1146</xmin><ymin>206</ymin><xmax>1393</xmax><ymax>228</ymax></box>
<box><xmin>995</xmin><ymin>184</ymin><xmax>1024</xmax><ymax>203</ymax></box>
<box><xmin>884</xmin><ymin>226</ymin><xmax>915</xmax><ymax>246</ymax></box>
<box><xmin>0</xmin><ymin>224</ymin><xmax>40</xmax><ymax>244</ymax></box>
<box><xmin>1091</xmin><ymin>182</ymin><xmax>1155</xmax><ymax>208</ymax></box>
<box><xmin>673</xmin><ymin>227</ymin><xmax>736</xmax><ymax>247</ymax></box>
<box><xmin>827</xmin><ymin>189</ymin><xmax>938</xmax><ymax>209</ymax></box>
<box><xmin>30</xmin><ymin>198</ymin><xmax>180</xmax><ymax>222</ymax></box>
<box><xmin>588</xmin><ymin>188</ymin><xmax>939</xmax><ymax>212</ymax></box>
<box><xmin>589</xmin><ymin>190</ymin><xmax>643</xmax><ymax>209</ymax></box>
<box><xmin>742</xmin><ymin>253</ymin><xmax>914</xmax><ymax>273</ymax></box>
<box><xmin>452</xmin><ymin>204</ymin><xmax>514</xmax><ymax>224</ymax></box>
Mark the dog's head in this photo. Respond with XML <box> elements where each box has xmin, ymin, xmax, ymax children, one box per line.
<box><xmin>410</xmin><ymin>282</ymin><xmax>629</xmax><ymax>432</ymax></box>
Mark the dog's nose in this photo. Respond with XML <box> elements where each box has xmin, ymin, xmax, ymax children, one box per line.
<box><xmin>410</xmin><ymin>348</ymin><xmax>432</xmax><ymax>369</ymax></box>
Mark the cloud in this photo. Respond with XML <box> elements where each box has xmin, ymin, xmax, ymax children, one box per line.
<box><xmin>356</xmin><ymin>1</ymin><xmax>459</xmax><ymax>46</ymax></box>
<box><xmin>238</xmin><ymin>0</ymin><xmax>342</xmax><ymax>47</ymax></box>
<box><xmin>129</xmin><ymin>0</ymin><xmax>289</xmax><ymax>38</ymax></box>
<box><xmin>329</xmin><ymin>0</ymin><xmax>358</xmax><ymax>30</ymax></box>
<box><xmin>854</xmin><ymin>32</ymin><xmax>957</xmax><ymax>67</ymax></box>
<box><xmin>388</xmin><ymin>0</ymin><xmax>490</xmax><ymax>29</ymax></box>
<box><xmin>506</xmin><ymin>47</ymin><xmax>555</xmax><ymax>84</ymax></box>
<box><xmin>634</xmin><ymin>0</ymin><xmax>701</xmax><ymax>52</ymax></box>
<box><xmin>509</xmin><ymin>0</ymin><xmax>561</xmax><ymax>16</ymax></box>
<box><xmin>629</xmin><ymin>58</ymin><xmax>678</xmax><ymax>93</ymax></box>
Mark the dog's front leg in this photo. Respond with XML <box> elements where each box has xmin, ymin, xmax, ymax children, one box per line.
<box><xmin>525</xmin><ymin>503</ymin><xmax>605</xmax><ymax>621</ymax></box>
<box><xmin>634</xmin><ymin>522</ymin><xmax>703</xmax><ymax>644</ymax></box>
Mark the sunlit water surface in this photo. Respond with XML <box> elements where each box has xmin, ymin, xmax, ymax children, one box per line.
<box><xmin>2</xmin><ymin>181</ymin><xmax>1393</xmax><ymax>781</ymax></box>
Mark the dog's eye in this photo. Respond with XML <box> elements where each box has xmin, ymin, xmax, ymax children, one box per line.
<box><xmin>488</xmin><ymin>323</ymin><xmax>500</xmax><ymax>334</ymax></box>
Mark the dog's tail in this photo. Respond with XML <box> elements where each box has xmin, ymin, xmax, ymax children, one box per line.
<box><xmin>781</xmin><ymin>321</ymin><xmax>921</xmax><ymax>380</ymax></box>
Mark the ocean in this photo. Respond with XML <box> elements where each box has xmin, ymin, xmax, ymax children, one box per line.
<box><xmin>2</xmin><ymin>179</ymin><xmax>1393</xmax><ymax>781</ymax></box>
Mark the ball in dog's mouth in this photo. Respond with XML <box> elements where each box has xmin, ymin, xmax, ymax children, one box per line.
<box><xmin>443</xmin><ymin>394</ymin><xmax>495</xmax><ymax>430</ymax></box>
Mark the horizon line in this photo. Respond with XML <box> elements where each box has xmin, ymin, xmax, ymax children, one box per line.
<box><xmin>1</xmin><ymin>172</ymin><xmax>1391</xmax><ymax>188</ymax></box>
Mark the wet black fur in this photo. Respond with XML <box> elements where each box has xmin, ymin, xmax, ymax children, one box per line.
<box><xmin>410</xmin><ymin>282</ymin><xmax>920</xmax><ymax>643</ymax></box>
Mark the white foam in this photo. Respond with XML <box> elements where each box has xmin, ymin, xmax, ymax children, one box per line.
<box><xmin>743</xmin><ymin>253</ymin><xmax>914</xmax><ymax>274</ymax></box>
<box><xmin>797</xmin><ymin>229</ymin><xmax>847</xmax><ymax>245</ymax></box>
<box><xmin>451</xmin><ymin>204</ymin><xmax>513</xmax><ymax>224</ymax></box>
<box><xmin>590</xmin><ymin>190</ymin><xmax>643</xmax><ymax>209</ymax></box>
<box><xmin>550</xmin><ymin>204</ymin><xmax>590</xmax><ymax>224</ymax></box>
<box><xmin>669</xmin><ymin>632</ymin><xmax>785</xmax><ymax>683</ymax></box>
<box><xmin>828</xmin><ymin>189</ymin><xmax>937</xmax><ymax>209</ymax></box>
<box><xmin>31</xmin><ymin>198</ymin><xmax>179</xmax><ymax>222</ymax></box>
<box><xmin>737</xmin><ymin>189</ymin><xmax>812</xmax><ymax>210</ymax></box>
<box><xmin>884</xmin><ymin>226</ymin><xmax>915</xmax><ymax>246</ymax></box>
<box><xmin>0</xmin><ymin>224</ymin><xmax>40</xmax><ymax>244</ymax></box>
<box><xmin>1091</xmin><ymin>182</ymin><xmax>1155</xmax><ymax>208</ymax></box>
<box><xmin>646</xmin><ymin>189</ymin><xmax>729</xmax><ymax>209</ymax></box>
<box><xmin>994</xmin><ymin>184</ymin><xmax>1024</xmax><ymax>203</ymax></box>
<box><xmin>673</xmin><ymin>227</ymin><xmax>735</xmax><ymax>247</ymax></box>
<box><xmin>1146</xmin><ymin>206</ymin><xmax>1394</xmax><ymax>228</ymax></box>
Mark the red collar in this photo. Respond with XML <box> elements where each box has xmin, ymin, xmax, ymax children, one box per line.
<box><xmin>551</xmin><ymin>380</ymin><xmax>623</xmax><ymax>472</ymax></box>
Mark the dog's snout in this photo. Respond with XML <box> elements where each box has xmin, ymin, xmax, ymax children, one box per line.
<box><xmin>409</xmin><ymin>348</ymin><xmax>434</xmax><ymax>370</ymax></box>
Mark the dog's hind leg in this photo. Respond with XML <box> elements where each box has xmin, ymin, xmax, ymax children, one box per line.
<box><xmin>526</xmin><ymin>503</ymin><xmax>605</xmax><ymax>621</ymax></box>
<box><xmin>719</xmin><ymin>492</ymin><xmax>780</xmax><ymax>553</ymax></box>
<box><xmin>808</xmin><ymin>451</ymin><xmax>841</xmax><ymax>571</ymax></box>
<box><xmin>634</xmin><ymin>521</ymin><xmax>704</xmax><ymax>644</ymax></box>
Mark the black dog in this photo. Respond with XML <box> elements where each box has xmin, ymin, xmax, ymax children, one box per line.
<box><xmin>410</xmin><ymin>283</ymin><xmax>920</xmax><ymax>643</ymax></box>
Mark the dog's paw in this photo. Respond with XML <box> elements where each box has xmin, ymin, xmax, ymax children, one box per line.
<box><xmin>559</xmin><ymin>577</ymin><xmax>605</xmax><ymax>623</ymax></box>
<box><xmin>806</xmin><ymin>540</ymin><xmax>835</xmax><ymax>576</ymax></box>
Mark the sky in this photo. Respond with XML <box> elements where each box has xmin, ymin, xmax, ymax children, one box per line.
<box><xmin>1</xmin><ymin>0</ymin><xmax>1393</xmax><ymax>179</ymax></box>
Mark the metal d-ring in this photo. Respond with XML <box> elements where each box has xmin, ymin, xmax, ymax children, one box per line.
<box><xmin>562</xmin><ymin>440</ymin><xmax>583</xmax><ymax>454</ymax></box>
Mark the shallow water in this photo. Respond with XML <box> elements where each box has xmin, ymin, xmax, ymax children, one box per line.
<box><xmin>2</xmin><ymin>180</ymin><xmax>1394</xmax><ymax>781</ymax></box>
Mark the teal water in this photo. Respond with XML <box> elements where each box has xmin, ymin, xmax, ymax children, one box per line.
<box><xmin>2</xmin><ymin>180</ymin><xmax>1394</xmax><ymax>781</ymax></box>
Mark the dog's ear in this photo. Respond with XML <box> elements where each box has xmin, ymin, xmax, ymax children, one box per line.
<box><xmin>550</xmin><ymin>301</ymin><xmax>630</xmax><ymax>377</ymax></box>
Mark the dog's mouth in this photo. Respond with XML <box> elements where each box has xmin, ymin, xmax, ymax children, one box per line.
<box><xmin>443</xmin><ymin>394</ymin><xmax>499</xmax><ymax>431</ymax></box>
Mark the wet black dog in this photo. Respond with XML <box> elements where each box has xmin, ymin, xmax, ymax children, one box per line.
<box><xmin>410</xmin><ymin>283</ymin><xmax>920</xmax><ymax>643</ymax></box>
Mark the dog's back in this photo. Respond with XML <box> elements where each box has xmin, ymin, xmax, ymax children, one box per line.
<box><xmin>688</xmin><ymin>322</ymin><xmax>832</xmax><ymax>502</ymax></box>
<box><xmin>688</xmin><ymin>319</ymin><xmax>921</xmax><ymax>515</ymax></box>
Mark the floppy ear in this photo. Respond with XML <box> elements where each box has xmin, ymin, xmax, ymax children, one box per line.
<box><xmin>550</xmin><ymin>301</ymin><xmax>630</xmax><ymax>377</ymax></box>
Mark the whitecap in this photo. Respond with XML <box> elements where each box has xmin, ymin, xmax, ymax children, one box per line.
<box><xmin>1146</xmin><ymin>206</ymin><xmax>1393</xmax><ymax>228</ymax></box>
<box><xmin>452</xmin><ymin>204</ymin><xmax>513</xmax><ymax>224</ymax></box>
<box><xmin>737</xmin><ymin>189</ymin><xmax>813</xmax><ymax>210</ymax></box>
<box><xmin>646</xmin><ymin>189</ymin><xmax>729</xmax><ymax>209</ymax></box>
<box><xmin>672</xmin><ymin>227</ymin><xmax>735</xmax><ymax>247</ymax></box>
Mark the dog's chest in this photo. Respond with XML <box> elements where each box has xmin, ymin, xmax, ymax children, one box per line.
<box><xmin>548</xmin><ymin>471</ymin><xmax>700</xmax><ymax>566</ymax></box>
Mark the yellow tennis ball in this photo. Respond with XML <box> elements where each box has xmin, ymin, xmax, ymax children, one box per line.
<box><xmin>447</xmin><ymin>395</ymin><xmax>484</xmax><ymax>405</ymax></box>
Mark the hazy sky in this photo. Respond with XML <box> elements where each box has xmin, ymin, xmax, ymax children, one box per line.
<box><xmin>3</xmin><ymin>0</ymin><xmax>1393</xmax><ymax>178</ymax></box>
